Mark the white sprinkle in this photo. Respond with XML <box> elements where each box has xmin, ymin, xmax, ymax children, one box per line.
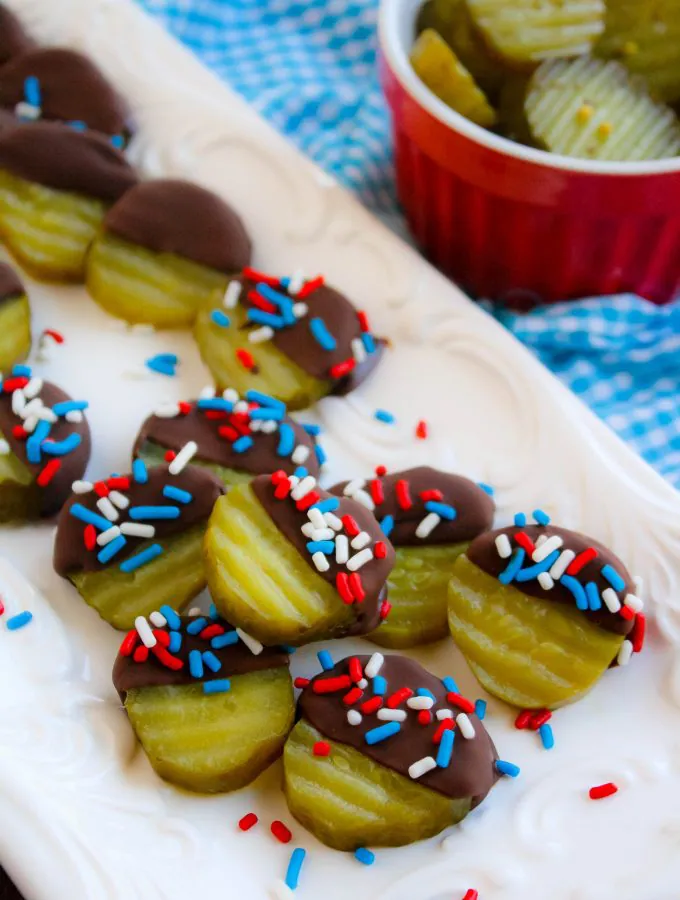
<box><xmin>347</xmin><ymin>710</ymin><xmax>362</xmax><ymax>726</ymax></box>
<box><xmin>351</xmin><ymin>337</ymin><xmax>367</xmax><ymax>364</ymax></box>
<box><xmin>288</xmin><ymin>476</ymin><xmax>300</xmax><ymax>489</ymax></box>
<box><xmin>22</xmin><ymin>416</ymin><xmax>38</xmax><ymax>433</ymax></box>
<box><xmin>149</xmin><ymin>610</ymin><xmax>167</xmax><ymax>628</ymax></box>
<box><xmin>0</xmin><ymin>438</ymin><xmax>10</xmax><ymax>455</ymax></box>
<box><xmin>436</xmin><ymin>708</ymin><xmax>454</xmax><ymax>720</ymax></box>
<box><xmin>407</xmin><ymin>696</ymin><xmax>434</xmax><ymax>710</ymax></box>
<box><xmin>352</xmin><ymin>489</ymin><xmax>375</xmax><ymax>511</ymax></box>
<box><xmin>288</xmin><ymin>269</ymin><xmax>305</xmax><ymax>295</ymax></box>
<box><xmin>223</xmin><ymin>280</ymin><xmax>242</xmax><ymax>309</ymax></box>
<box><xmin>350</xmin><ymin>531</ymin><xmax>371</xmax><ymax>550</ymax></box>
<box><xmin>188</xmin><ymin>607</ymin><xmax>202</xmax><ymax>616</ymax></box>
<box><xmin>364</xmin><ymin>653</ymin><xmax>384</xmax><ymax>679</ymax></box>
<box><xmin>96</xmin><ymin>526</ymin><xmax>121</xmax><ymax>546</ymax></box>
<box><xmin>416</xmin><ymin>512</ymin><xmax>441</xmax><ymax>539</ymax></box>
<box><xmin>19</xmin><ymin>398</ymin><xmax>44</xmax><ymax>420</ymax></box>
<box><xmin>120</xmin><ymin>522</ymin><xmax>156</xmax><ymax>538</ymax></box>
<box><xmin>236</xmin><ymin>628</ymin><xmax>263</xmax><ymax>655</ymax></box>
<box><xmin>377</xmin><ymin>708</ymin><xmax>407</xmax><ymax>722</ymax></box>
<box><xmin>222</xmin><ymin>388</ymin><xmax>239</xmax><ymax>403</ymax></box>
<box><xmin>633</xmin><ymin>575</ymin><xmax>644</xmax><ymax>598</ymax></box>
<box><xmin>409</xmin><ymin>756</ymin><xmax>437</xmax><ymax>780</ymax></box>
<box><xmin>532</xmin><ymin>534</ymin><xmax>564</xmax><ymax>562</ymax></box>
<box><xmin>347</xmin><ymin>548</ymin><xmax>374</xmax><ymax>571</ymax></box>
<box><xmin>495</xmin><ymin>534</ymin><xmax>512</xmax><ymax>559</ymax></box>
<box><xmin>325</xmin><ymin>512</ymin><xmax>343</xmax><ymax>531</ymax></box>
<box><xmin>292</xmin><ymin>445</ymin><xmax>311</xmax><ymax>465</ymax></box>
<box><xmin>38</xmin><ymin>407</ymin><xmax>58</xmax><ymax>424</ymax></box>
<box><xmin>97</xmin><ymin>496</ymin><xmax>119</xmax><ymax>522</ymax></box>
<box><xmin>11</xmin><ymin>390</ymin><xmax>26</xmax><ymax>415</ymax></box>
<box><xmin>357</xmin><ymin>678</ymin><xmax>368</xmax><ymax>690</ymax></box>
<box><xmin>307</xmin><ymin>508</ymin><xmax>326</xmax><ymax>530</ymax></box>
<box><xmin>269</xmin><ymin>880</ymin><xmax>295</xmax><ymax>900</ymax></box>
<box><xmin>154</xmin><ymin>402</ymin><xmax>181</xmax><ymax>418</ymax></box>
<box><xmin>169</xmin><ymin>441</ymin><xmax>198</xmax><ymax>475</ymax></box>
<box><xmin>233</xmin><ymin>400</ymin><xmax>249</xmax><ymax>415</ymax></box>
<box><xmin>72</xmin><ymin>480</ymin><xmax>93</xmax><ymax>494</ymax></box>
<box><xmin>301</xmin><ymin>524</ymin><xmax>334</xmax><ymax>541</ymax></box>
<box><xmin>617</xmin><ymin>640</ymin><xmax>633</xmax><ymax>667</ymax></box>
<box><xmin>249</xmin><ymin>326</ymin><xmax>274</xmax><ymax>343</ymax></box>
<box><xmin>15</xmin><ymin>101</ymin><xmax>40</xmax><ymax>120</ymax></box>
<box><xmin>291</xmin><ymin>475</ymin><xmax>317</xmax><ymax>501</ymax></box>
<box><xmin>343</xmin><ymin>478</ymin><xmax>365</xmax><ymax>498</ymax></box>
<box><xmin>65</xmin><ymin>410</ymin><xmax>83</xmax><ymax>424</ymax></box>
<box><xmin>456</xmin><ymin>713</ymin><xmax>475</xmax><ymax>739</ymax></box>
<box><xmin>199</xmin><ymin>385</ymin><xmax>216</xmax><ymax>400</ymax></box>
<box><xmin>602</xmin><ymin>588</ymin><xmax>622</xmax><ymax>613</ymax></box>
<box><xmin>22</xmin><ymin>377</ymin><xmax>43</xmax><ymax>400</ymax></box>
<box><xmin>624</xmin><ymin>593</ymin><xmax>643</xmax><ymax>613</ymax></box>
<box><xmin>312</xmin><ymin>551</ymin><xmax>330</xmax><ymax>572</ymax></box>
<box><xmin>109</xmin><ymin>490</ymin><xmax>130</xmax><ymax>510</ymax></box>
<box><xmin>535</xmin><ymin>534</ymin><xmax>548</xmax><ymax>547</ymax></box>
<box><xmin>135</xmin><ymin>615</ymin><xmax>156</xmax><ymax>648</ymax></box>
<box><xmin>537</xmin><ymin>572</ymin><xmax>554</xmax><ymax>590</ymax></box>
<box><xmin>292</xmin><ymin>302</ymin><xmax>308</xmax><ymax>319</ymax></box>
<box><xmin>549</xmin><ymin>549</ymin><xmax>575</xmax><ymax>580</ymax></box>
<box><xmin>249</xmin><ymin>419</ymin><xmax>263</xmax><ymax>432</ymax></box>
<box><xmin>260</xmin><ymin>420</ymin><xmax>278</xmax><ymax>433</ymax></box>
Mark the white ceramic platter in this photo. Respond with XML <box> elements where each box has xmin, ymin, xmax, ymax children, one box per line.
<box><xmin>2</xmin><ymin>2</ymin><xmax>680</xmax><ymax>898</ymax></box>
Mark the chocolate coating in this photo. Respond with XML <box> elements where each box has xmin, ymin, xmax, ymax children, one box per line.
<box><xmin>54</xmin><ymin>463</ymin><xmax>223</xmax><ymax>574</ymax></box>
<box><xmin>251</xmin><ymin>474</ymin><xmax>395</xmax><ymax>636</ymax></box>
<box><xmin>300</xmin><ymin>655</ymin><xmax>499</xmax><ymax>804</ymax></box>
<box><xmin>104</xmin><ymin>180</ymin><xmax>251</xmax><ymax>273</ymax></box>
<box><xmin>0</xmin><ymin>380</ymin><xmax>90</xmax><ymax>517</ymax></box>
<box><xmin>0</xmin><ymin>260</ymin><xmax>23</xmax><ymax>305</ymax></box>
<box><xmin>467</xmin><ymin>524</ymin><xmax>636</xmax><ymax>635</ymax></box>
<box><xmin>0</xmin><ymin>48</ymin><xmax>131</xmax><ymax>136</ymax></box>
<box><xmin>332</xmin><ymin>467</ymin><xmax>494</xmax><ymax>546</ymax></box>
<box><xmin>0</xmin><ymin>121</ymin><xmax>137</xmax><ymax>202</ymax></box>
<box><xmin>0</xmin><ymin>6</ymin><xmax>35</xmax><ymax>67</ymax></box>
<box><xmin>134</xmin><ymin>402</ymin><xmax>319</xmax><ymax>479</ymax></box>
<box><xmin>113</xmin><ymin>615</ymin><xmax>288</xmax><ymax>698</ymax></box>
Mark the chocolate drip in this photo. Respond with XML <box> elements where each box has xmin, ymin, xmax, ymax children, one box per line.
<box><xmin>0</xmin><ymin>260</ymin><xmax>23</xmax><ymax>305</ymax></box>
<box><xmin>0</xmin><ymin>6</ymin><xmax>35</xmax><ymax>66</ymax></box>
<box><xmin>299</xmin><ymin>655</ymin><xmax>499</xmax><ymax>803</ymax></box>
<box><xmin>467</xmin><ymin>524</ymin><xmax>636</xmax><ymax>635</ymax></box>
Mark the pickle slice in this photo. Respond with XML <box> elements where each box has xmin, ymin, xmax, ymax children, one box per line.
<box><xmin>136</xmin><ymin>438</ymin><xmax>252</xmax><ymax>490</ymax></box>
<box><xmin>126</xmin><ymin>668</ymin><xmax>294</xmax><ymax>793</ymax></box>
<box><xmin>526</xmin><ymin>56</ymin><xmax>680</xmax><ymax>160</ymax></box>
<box><xmin>596</xmin><ymin>0</ymin><xmax>680</xmax><ymax>104</ymax></box>
<box><xmin>371</xmin><ymin>542</ymin><xmax>467</xmax><ymax>648</ymax></box>
<box><xmin>448</xmin><ymin>555</ymin><xmax>624</xmax><ymax>709</ymax></box>
<box><xmin>0</xmin><ymin>430</ymin><xmax>40</xmax><ymax>522</ymax></box>
<box><xmin>0</xmin><ymin>293</ymin><xmax>30</xmax><ymax>373</ymax></box>
<box><xmin>86</xmin><ymin>233</ymin><xmax>229</xmax><ymax>328</ymax></box>
<box><xmin>0</xmin><ymin>170</ymin><xmax>106</xmax><ymax>281</ymax></box>
<box><xmin>69</xmin><ymin>525</ymin><xmax>207</xmax><ymax>630</ymax></box>
<box><xmin>411</xmin><ymin>30</ymin><xmax>497</xmax><ymax>127</ymax></box>
<box><xmin>194</xmin><ymin>291</ymin><xmax>329</xmax><ymax>411</ymax></box>
<box><xmin>204</xmin><ymin>483</ymin><xmax>355</xmax><ymax>646</ymax></box>
<box><xmin>466</xmin><ymin>0</ymin><xmax>605</xmax><ymax>68</ymax></box>
<box><xmin>283</xmin><ymin>718</ymin><xmax>470</xmax><ymax>850</ymax></box>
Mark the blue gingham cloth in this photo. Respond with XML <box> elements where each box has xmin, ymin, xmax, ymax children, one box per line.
<box><xmin>139</xmin><ymin>0</ymin><xmax>680</xmax><ymax>487</ymax></box>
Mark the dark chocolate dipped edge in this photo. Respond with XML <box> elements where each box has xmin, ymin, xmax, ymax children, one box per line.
<box><xmin>0</xmin><ymin>6</ymin><xmax>35</xmax><ymax>67</ymax></box>
<box><xmin>331</xmin><ymin>467</ymin><xmax>494</xmax><ymax>547</ymax></box>
<box><xmin>103</xmin><ymin>179</ymin><xmax>251</xmax><ymax>274</ymax></box>
<box><xmin>299</xmin><ymin>654</ymin><xmax>499</xmax><ymax>804</ymax></box>
<box><xmin>54</xmin><ymin>459</ymin><xmax>224</xmax><ymax>575</ymax></box>
<box><xmin>251</xmin><ymin>472</ymin><xmax>395</xmax><ymax>636</ymax></box>
<box><xmin>0</xmin><ymin>366</ymin><xmax>90</xmax><ymax>517</ymax></box>
<box><xmin>0</xmin><ymin>260</ymin><xmax>24</xmax><ymax>305</ymax></box>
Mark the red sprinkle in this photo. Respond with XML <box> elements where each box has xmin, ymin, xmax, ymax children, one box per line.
<box><xmin>432</xmin><ymin>719</ymin><xmax>455</xmax><ymax>744</ymax></box>
<box><xmin>164</xmin><ymin>450</ymin><xmax>176</xmax><ymax>462</ymax></box>
<box><xmin>387</xmin><ymin>687</ymin><xmax>414</xmax><ymax>709</ymax></box>
<box><xmin>329</xmin><ymin>359</ymin><xmax>355</xmax><ymax>379</ymax></box>
<box><xmin>294</xmin><ymin>677</ymin><xmax>310</xmax><ymax>689</ymax></box>
<box><xmin>529</xmin><ymin>710</ymin><xmax>552</xmax><ymax>730</ymax></box>
<box><xmin>93</xmin><ymin>481</ymin><xmax>110</xmax><ymax>497</ymax></box>
<box><xmin>348</xmin><ymin>657</ymin><xmax>363</xmax><ymax>683</ymax></box>
<box><xmin>271</xmin><ymin>470</ymin><xmax>288</xmax><ymax>483</ymax></box>
<box><xmin>296</xmin><ymin>490</ymin><xmax>320</xmax><ymax>511</ymax></box>
<box><xmin>206</xmin><ymin>410</ymin><xmax>228</xmax><ymax>421</ymax></box>
<box><xmin>42</xmin><ymin>328</ymin><xmax>65</xmax><ymax>344</ymax></box>
<box><xmin>12</xmin><ymin>425</ymin><xmax>27</xmax><ymax>440</ymax></box>
<box><xmin>0</xmin><ymin>598</ymin><xmax>4</xmax><ymax>616</ymax></box>
<box><xmin>219</xmin><ymin>425</ymin><xmax>240</xmax><ymax>442</ymax></box>
<box><xmin>515</xmin><ymin>709</ymin><xmax>533</xmax><ymax>729</ymax></box>
<box><xmin>342</xmin><ymin>687</ymin><xmax>364</xmax><ymax>706</ymax></box>
<box><xmin>243</xmin><ymin>266</ymin><xmax>280</xmax><ymax>286</ymax></box>
<box><xmin>153</xmin><ymin>629</ymin><xmax>171</xmax><ymax>648</ymax></box>
<box><xmin>514</xmin><ymin>532</ymin><xmax>536</xmax><ymax>555</ymax></box>
<box><xmin>342</xmin><ymin>515</ymin><xmax>360</xmax><ymax>537</ymax></box>
<box><xmin>357</xmin><ymin>310</ymin><xmax>370</xmax><ymax>333</ymax></box>
<box><xmin>369</xmin><ymin>478</ymin><xmax>384</xmax><ymax>506</ymax></box>
<box><xmin>395</xmin><ymin>479</ymin><xmax>412</xmax><ymax>510</ymax></box>
<box><xmin>2</xmin><ymin>376</ymin><xmax>29</xmax><ymax>393</ymax></box>
<box><xmin>313</xmin><ymin>741</ymin><xmax>331</xmax><ymax>757</ymax></box>
<box><xmin>348</xmin><ymin>572</ymin><xmax>365</xmax><ymax>603</ymax></box>
<box><xmin>178</xmin><ymin>402</ymin><xmax>192</xmax><ymax>415</ymax></box>
<box><xmin>37</xmin><ymin>459</ymin><xmax>62</xmax><ymax>487</ymax></box>
<box><xmin>133</xmin><ymin>645</ymin><xmax>149</xmax><ymax>663</ymax></box>
<box><xmin>270</xmin><ymin>821</ymin><xmax>292</xmax><ymax>844</ymax></box>
<box><xmin>463</xmin><ymin>891</ymin><xmax>479</xmax><ymax>900</ymax></box>
<box><xmin>374</xmin><ymin>541</ymin><xmax>388</xmax><ymax>559</ymax></box>
<box><xmin>361</xmin><ymin>696</ymin><xmax>383</xmax><ymax>714</ymax></box>
<box><xmin>379</xmin><ymin>599</ymin><xmax>392</xmax><ymax>620</ymax></box>
<box><xmin>336</xmin><ymin>572</ymin><xmax>355</xmax><ymax>605</ymax></box>
<box><xmin>297</xmin><ymin>275</ymin><xmax>324</xmax><ymax>298</ymax></box>
<box><xmin>274</xmin><ymin>479</ymin><xmax>292</xmax><ymax>500</ymax></box>
<box><xmin>119</xmin><ymin>630</ymin><xmax>138</xmax><ymax>657</ymax></box>
<box><xmin>200</xmin><ymin>624</ymin><xmax>225</xmax><ymax>640</ymax></box>
<box><xmin>566</xmin><ymin>547</ymin><xmax>598</xmax><ymax>576</ymax></box>
<box><xmin>620</xmin><ymin>605</ymin><xmax>635</xmax><ymax>621</ymax></box>
<box><xmin>375</xmin><ymin>465</ymin><xmax>387</xmax><ymax>477</ymax></box>
<box><xmin>247</xmin><ymin>290</ymin><xmax>278</xmax><ymax>314</ymax></box>
<box><xmin>236</xmin><ymin>348</ymin><xmax>255</xmax><ymax>370</ymax></box>
<box><xmin>313</xmin><ymin>675</ymin><xmax>352</xmax><ymax>694</ymax></box>
<box><xmin>151</xmin><ymin>645</ymin><xmax>184</xmax><ymax>670</ymax></box>
<box><xmin>447</xmin><ymin>692</ymin><xmax>475</xmax><ymax>714</ymax></box>
<box><xmin>415</xmin><ymin>420</ymin><xmax>428</xmax><ymax>440</ymax></box>
<box><xmin>420</xmin><ymin>489</ymin><xmax>443</xmax><ymax>502</ymax></box>
<box><xmin>589</xmin><ymin>782</ymin><xmax>618</xmax><ymax>800</ymax></box>
<box><xmin>239</xmin><ymin>812</ymin><xmax>259</xmax><ymax>832</ymax></box>
<box><xmin>417</xmin><ymin>710</ymin><xmax>432</xmax><ymax>726</ymax></box>
<box><xmin>631</xmin><ymin>613</ymin><xmax>646</xmax><ymax>653</ymax></box>
<box><xmin>83</xmin><ymin>524</ymin><xmax>97</xmax><ymax>551</ymax></box>
<box><xmin>107</xmin><ymin>477</ymin><xmax>130</xmax><ymax>490</ymax></box>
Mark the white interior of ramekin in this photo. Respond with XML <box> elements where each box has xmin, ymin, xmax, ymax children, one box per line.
<box><xmin>379</xmin><ymin>0</ymin><xmax>680</xmax><ymax>176</ymax></box>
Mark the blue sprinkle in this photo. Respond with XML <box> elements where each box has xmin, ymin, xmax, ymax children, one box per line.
<box><xmin>257</xmin><ymin>283</ymin><xmax>294</xmax><ymax>313</ymax></box>
<box><xmin>424</xmin><ymin>501</ymin><xmax>457</xmax><ymax>521</ymax></box>
<box><xmin>42</xmin><ymin>432</ymin><xmax>82</xmax><ymax>457</ymax></box>
<box><xmin>210</xmin><ymin>309</ymin><xmax>231</xmax><ymax>328</ymax></box>
<box><xmin>189</xmin><ymin>650</ymin><xmax>204</xmax><ymax>679</ymax></box>
<box><xmin>24</xmin><ymin>75</ymin><xmax>41</xmax><ymax>106</ymax></box>
<box><xmin>495</xmin><ymin>760</ymin><xmax>521</xmax><ymax>777</ymax></box>
<box><xmin>533</xmin><ymin>508</ymin><xmax>551</xmax><ymax>525</ymax></box>
<box><xmin>203</xmin><ymin>679</ymin><xmax>231</xmax><ymax>694</ymax></box>
<box><xmin>68</xmin><ymin>120</ymin><xmax>87</xmax><ymax>131</ymax></box>
<box><xmin>354</xmin><ymin>848</ymin><xmax>375</xmax><ymax>866</ymax></box>
<box><xmin>311</xmin><ymin>497</ymin><xmax>340</xmax><ymax>514</ymax></box>
<box><xmin>478</xmin><ymin>482</ymin><xmax>494</xmax><ymax>496</ymax></box>
<box><xmin>97</xmin><ymin>535</ymin><xmax>127</xmax><ymax>564</ymax></box>
<box><xmin>284</xmin><ymin>848</ymin><xmax>306</xmax><ymax>891</ymax></box>
<box><xmin>202</xmin><ymin>651</ymin><xmax>222</xmax><ymax>673</ymax></box>
<box><xmin>12</xmin><ymin>364</ymin><xmax>32</xmax><ymax>377</ymax></box>
<box><xmin>132</xmin><ymin>458</ymin><xmax>148</xmax><ymax>484</ymax></box>
<box><xmin>209</xmin><ymin>603</ymin><xmax>219</xmax><ymax>620</ymax></box>
<box><xmin>245</xmin><ymin>390</ymin><xmax>286</xmax><ymax>413</ymax></box>
<box><xmin>514</xmin><ymin>512</ymin><xmax>527</xmax><ymax>527</ymax></box>
<box><xmin>306</xmin><ymin>540</ymin><xmax>335</xmax><ymax>555</ymax></box>
<box><xmin>416</xmin><ymin>688</ymin><xmax>436</xmax><ymax>701</ymax></box>
<box><xmin>374</xmin><ymin>409</ymin><xmax>395</xmax><ymax>424</ymax></box>
<box><xmin>302</xmin><ymin>423</ymin><xmax>321</xmax><ymax>436</ymax></box>
<box><xmin>6</xmin><ymin>611</ymin><xmax>32</xmax><ymax>631</ymax></box>
<box><xmin>119</xmin><ymin>544</ymin><xmax>163</xmax><ymax>573</ymax></box>
<box><xmin>309</xmin><ymin>317</ymin><xmax>337</xmax><ymax>351</ymax></box>
<box><xmin>196</xmin><ymin>398</ymin><xmax>234</xmax><ymax>412</ymax></box>
<box><xmin>70</xmin><ymin>504</ymin><xmax>113</xmax><ymax>532</ymax></box>
<box><xmin>561</xmin><ymin>575</ymin><xmax>588</xmax><ymax>610</ymax></box>
<box><xmin>361</xmin><ymin>332</ymin><xmax>376</xmax><ymax>354</ymax></box>
<box><xmin>145</xmin><ymin>354</ymin><xmax>178</xmax><ymax>377</ymax></box>
<box><xmin>314</xmin><ymin>443</ymin><xmax>327</xmax><ymax>466</ymax></box>
<box><xmin>277</xmin><ymin>423</ymin><xmax>296</xmax><ymax>457</ymax></box>
<box><xmin>601</xmin><ymin>565</ymin><xmax>625</xmax><ymax>592</ymax></box>
<box><xmin>585</xmin><ymin>581</ymin><xmax>602</xmax><ymax>611</ymax></box>
<box><xmin>365</xmin><ymin>722</ymin><xmax>401</xmax><ymax>745</ymax></box>
<box><xmin>436</xmin><ymin>727</ymin><xmax>455</xmax><ymax>768</ymax></box>
<box><xmin>249</xmin><ymin>407</ymin><xmax>285</xmax><ymax>421</ymax></box>
<box><xmin>317</xmin><ymin>649</ymin><xmax>334</xmax><ymax>671</ymax></box>
<box><xmin>474</xmin><ymin>699</ymin><xmax>487</xmax><ymax>720</ymax></box>
<box><xmin>211</xmin><ymin>630</ymin><xmax>239</xmax><ymax>649</ymax></box>
<box><xmin>160</xmin><ymin>605</ymin><xmax>181</xmax><ymax>630</ymax></box>
<box><xmin>232</xmin><ymin>436</ymin><xmax>254</xmax><ymax>454</ymax></box>
<box><xmin>246</xmin><ymin>308</ymin><xmax>286</xmax><ymax>329</ymax></box>
<box><xmin>168</xmin><ymin>631</ymin><xmax>182</xmax><ymax>653</ymax></box>
<box><xmin>373</xmin><ymin>675</ymin><xmax>387</xmax><ymax>696</ymax></box>
<box><xmin>186</xmin><ymin>617</ymin><xmax>208</xmax><ymax>635</ymax></box>
<box><xmin>129</xmin><ymin>505</ymin><xmax>181</xmax><ymax>521</ymax></box>
<box><xmin>380</xmin><ymin>515</ymin><xmax>394</xmax><ymax>538</ymax></box>
<box><xmin>52</xmin><ymin>400</ymin><xmax>88</xmax><ymax>416</ymax></box>
<box><xmin>294</xmin><ymin>466</ymin><xmax>308</xmax><ymax>479</ymax></box>
<box><xmin>110</xmin><ymin>134</ymin><xmax>124</xmax><ymax>149</ymax></box>
<box><xmin>163</xmin><ymin>485</ymin><xmax>193</xmax><ymax>505</ymax></box>
<box><xmin>152</xmin><ymin>353</ymin><xmax>178</xmax><ymax>363</ymax></box>
<box><xmin>539</xmin><ymin>724</ymin><xmax>554</xmax><ymax>750</ymax></box>
<box><xmin>26</xmin><ymin>419</ymin><xmax>51</xmax><ymax>463</ymax></box>
<box><xmin>442</xmin><ymin>676</ymin><xmax>460</xmax><ymax>693</ymax></box>
<box><xmin>499</xmin><ymin>549</ymin><xmax>526</xmax><ymax>584</ymax></box>
<box><xmin>514</xmin><ymin>551</ymin><xmax>560</xmax><ymax>582</ymax></box>
<box><xmin>282</xmin><ymin>645</ymin><xmax>297</xmax><ymax>654</ymax></box>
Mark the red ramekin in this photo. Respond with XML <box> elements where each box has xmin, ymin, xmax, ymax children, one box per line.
<box><xmin>379</xmin><ymin>0</ymin><xmax>680</xmax><ymax>306</ymax></box>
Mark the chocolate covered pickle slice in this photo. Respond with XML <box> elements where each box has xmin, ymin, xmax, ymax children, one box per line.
<box><xmin>0</xmin><ymin>365</ymin><xmax>90</xmax><ymax>521</ymax></box>
<box><xmin>133</xmin><ymin>387</ymin><xmax>322</xmax><ymax>489</ymax></box>
<box><xmin>284</xmin><ymin>653</ymin><xmax>501</xmax><ymax>850</ymax></box>
<box><xmin>448</xmin><ymin>512</ymin><xmax>645</xmax><ymax>709</ymax></box>
<box><xmin>204</xmin><ymin>472</ymin><xmax>395</xmax><ymax>646</ymax></box>
<box><xmin>86</xmin><ymin>179</ymin><xmax>251</xmax><ymax>328</ymax></box>
<box><xmin>54</xmin><ymin>450</ymin><xmax>223</xmax><ymax>630</ymax></box>
<box><xmin>194</xmin><ymin>267</ymin><xmax>383</xmax><ymax>410</ymax></box>
<box><xmin>0</xmin><ymin>121</ymin><xmax>137</xmax><ymax>281</ymax></box>
<box><xmin>114</xmin><ymin>610</ymin><xmax>293</xmax><ymax>793</ymax></box>
<box><xmin>0</xmin><ymin>261</ymin><xmax>30</xmax><ymax>372</ymax></box>
<box><xmin>331</xmin><ymin>467</ymin><xmax>494</xmax><ymax>648</ymax></box>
